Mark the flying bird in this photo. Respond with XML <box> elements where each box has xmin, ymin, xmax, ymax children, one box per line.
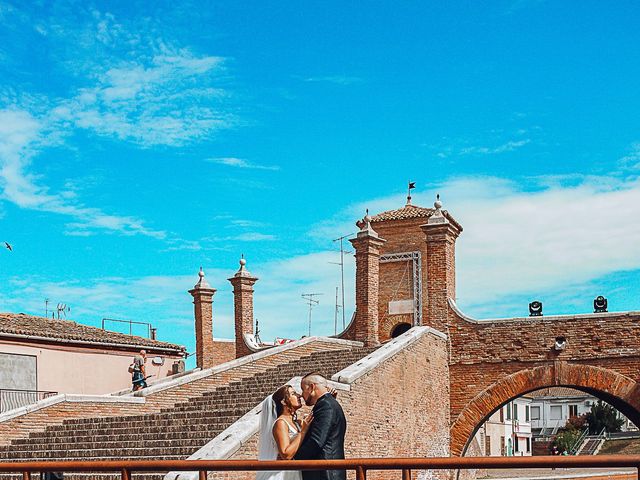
<box><xmin>4</xmin><ymin>242</ymin><xmax>12</xmax><ymax>251</ymax></box>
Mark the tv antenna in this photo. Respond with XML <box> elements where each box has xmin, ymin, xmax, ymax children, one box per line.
<box><xmin>333</xmin><ymin>286</ymin><xmax>343</xmax><ymax>335</ymax></box>
<box><xmin>331</xmin><ymin>233</ymin><xmax>354</xmax><ymax>331</ymax></box>
<box><xmin>254</xmin><ymin>318</ymin><xmax>262</xmax><ymax>346</ymax></box>
<box><xmin>301</xmin><ymin>293</ymin><xmax>323</xmax><ymax>337</ymax></box>
<box><xmin>45</xmin><ymin>298</ymin><xmax>50</xmax><ymax>318</ymax></box>
<box><xmin>56</xmin><ymin>303</ymin><xmax>70</xmax><ymax>319</ymax></box>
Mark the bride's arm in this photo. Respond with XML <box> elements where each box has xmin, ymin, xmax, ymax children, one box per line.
<box><xmin>273</xmin><ymin>417</ymin><xmax>312</xmax><ymax>460</ymax></box>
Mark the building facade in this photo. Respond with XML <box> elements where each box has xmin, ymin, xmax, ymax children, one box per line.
<box><xmin>0</xmin><ymin>312</ymin><xmax>186</xmax><ymax>411</ymax></box>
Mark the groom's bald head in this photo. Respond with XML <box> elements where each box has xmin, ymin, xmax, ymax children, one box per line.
<box><xmin>300</xmin><ymin>372</ymin><xmax>328</xmax><ymax>406</ymax></box>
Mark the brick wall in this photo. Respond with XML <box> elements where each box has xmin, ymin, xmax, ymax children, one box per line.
<box><xmin>214</xmin><ymin>330</ymin><xmax>451</xmax><ymax>480</ymax></box>
<box><xmin>448</xmin><ymin>306</ymin><xmax>640</xmax><ymax>456</ymax></box>
<box><xmin>374</xmin><ymin>218</ymin><xmax>429</xmax><ymax>339</ymax></box>
<box><xmin>211</xmin><ymin>340</ymin><xmax>236</xmax><ymax>367</ymax></box>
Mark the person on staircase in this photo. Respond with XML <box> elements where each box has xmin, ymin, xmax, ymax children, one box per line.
<box><xmin>130</xmin><ymin>349</ymin><xmax>147</xmax><ymax>391</ymax></box>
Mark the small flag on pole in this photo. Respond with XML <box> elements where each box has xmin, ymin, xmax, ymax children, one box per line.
<box><xmin>407</xmin><ymin>182</ymin><xmax>416</xmax><ymax>205</ymax></box>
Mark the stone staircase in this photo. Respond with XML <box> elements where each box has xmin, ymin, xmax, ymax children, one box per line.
<box><xmin>0</xmin><ymin>342</ymin><xmax>375</xmax><ymax>480</ymax></box>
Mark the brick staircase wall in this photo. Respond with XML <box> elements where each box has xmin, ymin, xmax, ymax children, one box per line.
<box><xmin>0</xmin><ymin>339</ymin><xmax>374</xmax><ymax>480</ymax></box>
<box><xmin>195</xmin><ymin>326</ymin><xmax>450</xmax><ymax>480</ymax></box>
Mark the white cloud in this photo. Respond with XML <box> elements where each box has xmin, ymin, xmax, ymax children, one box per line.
<box><xmin>0</xmin><ymin>108</ymin><xmax>166</xmax><ymax>238</ymax></box>
<box><xmin>208</xmin><ymin>157</ymin><xmax>280</xmax><ymax>171</ymax></box>
<box><xmin>231</xmin><ymin>232</ymin><xmax>276</xmax><ymax>242</ymax></box>
<box><xmin>303</xmin><ymin>75</ymin><xmax>363</xmax><ymax>85</ymax></box>
<box><xmin>458</xmin><ymin>139</ymin><xmax>531</xmax><ymax>155</ymax></box>
<box><xmin>619</xmin><ymin>142</ymin><xmax>640</xmax><ymax>170</ymax></box>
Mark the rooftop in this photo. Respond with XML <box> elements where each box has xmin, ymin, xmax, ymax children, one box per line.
<box><xmin>0</xmin><ymin>312</ymin><xmax>186</xmax><ymax>354</ymax></box>
<box><xmin>370</xmin><ymin>203</ymin><xmax>463</xmax><ymax>230</ymax></box>
<box><xmin>526</xmin><ymin>387</ymin><xmax>592</xmax><ymax>399</ymax></box>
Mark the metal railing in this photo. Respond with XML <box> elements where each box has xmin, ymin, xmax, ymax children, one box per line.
<box><xmin>0</xmin><ymin>389</ymin><xmax>58</xmax><ymax>413</ymax></box>
<box><xmin>568</xmin><ymin>427</ymin><xmax>589</xmax><ymax>455</ymax></box>
<box><xmin>0</xmin><ymin>456</ymin><xmax>639</xmax><ymax>480</ymax></box>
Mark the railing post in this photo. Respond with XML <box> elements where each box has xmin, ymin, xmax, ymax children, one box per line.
<box><xmin>22</xmin><ymin>471</ymin><xmax>31</xmax><ymax>480</ymax></box>
<box><xmin>356</xmin><ymin>466</ymin><xmax>366</xmax><ymax>480</ymax></box>
<box><xmin>402</xmin><ymin>468</ymin><xmax>411</xmax><ymax>480</ymax></box>
<box><xmin>121</xmin><ymin>469</ymin><xmax>130</xmax><ymax>480</ymax></box>
<box><xmin>199</xmin><ymin>471</ymin><xmax>207</xmax><ymax>480</ymax></box>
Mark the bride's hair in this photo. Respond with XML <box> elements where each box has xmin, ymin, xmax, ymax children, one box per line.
<box><xmin>272</xmin><ymin>384</ymin><xmax>292</xmax><ymax>417</ymax></box>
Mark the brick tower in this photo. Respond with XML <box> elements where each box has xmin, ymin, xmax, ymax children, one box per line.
<box><xmin>350</xmin><ymin>211</ymin><xmax>386</xmax><ymax>346</ymax></box>
<box><xmin>228</xmin><ymin>257</ymin><xmax>258</xmax><ymax>358</ymax></box>
<box><xmin>421</xmin><ymin>196</ymin><xmax>462</xmax><ymax>334</ymax></box>
<box><xmin>188</xmin><ymin>267</ymin><xmax>217</xmax><ymax>369</ymax></box>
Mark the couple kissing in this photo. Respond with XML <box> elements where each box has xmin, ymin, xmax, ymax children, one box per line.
<box><xmin>256</xmin><ymin>373</ymin><xmax>346</xmax><ymax>480</ymax></box>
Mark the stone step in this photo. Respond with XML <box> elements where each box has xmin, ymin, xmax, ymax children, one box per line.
<box><xmin>2</xmin><ymin>446</ymin><xmax>195</xmax><ymax>459</ymax></box>
<box><xmin>3</xmin><ymin>438</ymin><xmax>206</xmax><ymax>454</ymax></box>
<box><xmin>58</xmin><ymin>409</ymin><xmax>247</xmax><ymax>428</ymax></box>
<box><xmin>0</xmin><ymin>344</ymin><xmax>377</xmax><ymax>463</ymax></box>
<box><xmin>10</xmin><ymin>430</ymin><xmax>214</xmax><ymax>446</ymax></box>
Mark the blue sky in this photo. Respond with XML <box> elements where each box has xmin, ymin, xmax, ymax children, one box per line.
<box><xmin>1</xmin><ymin>1</ymin><xmax>640</xmax><ymax>367</ymax></box>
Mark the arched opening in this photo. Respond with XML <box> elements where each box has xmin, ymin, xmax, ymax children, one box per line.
<box><xmin>390</xmin><ymin>322</ymin><xmax>411</xmax><ymax>338</ymax></box>
<box><xmin>450</xmin><ymin>363</ymin><xmax>640</xmax><ymax>457</ymax></box>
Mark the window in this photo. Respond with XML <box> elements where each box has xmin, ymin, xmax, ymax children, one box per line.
<box><xmin>514</xmin><ymin>436</ymin><xmax>519</xmax><ymax>453</ymax></box>
<box><xmin>485</xmin><ymin>436</ymin><xmax>491</xmax><ymax>456</ymax></box>
<box><xmin>500</xmin><ymin>436</ymin><xmax>505</xmax><ymax>456</ymax></box>
<box><xmin>506</xmin><ymin>403</ymin><xmax>511</xmax><ymax>420</ymax></box>
<box><xmin>531</xmin><ymin>406</ymin><xmax>541</xmax><ymax>420</ymax></box>
<box><xmin>569</xmin><ymin>404</ymin><xmax>578</xmax><ymax>417</ymax></box>
<box><xmin>500</xmin><ymin>406</ymin><xmax>504</xmax><ymax>422</ymax></box>
<box><xmin>513</xmin><ymin>403</ymin><xmax>519</xmax><ymax>420</ymax></box>
<box><xmin>526</xmin><ymin>437</ymin><xmax>531</xmax><ymax>452</ymax></box>
<box><xmin>550</xmin><ymin>405</ymin><xmax>562</xmax><ymax>420</ymax></box>
<box><xmin>526</xmin><ymin>405</ymin><xmax>530</xmax><ymax>422</ymax></box>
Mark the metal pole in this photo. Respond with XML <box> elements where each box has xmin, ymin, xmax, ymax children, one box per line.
<box><xmin>340</xmin><ymin>237</ymin><xmax>346</xmax><ymax>329</ymax></box>
<box><xmin>334</xmin><ymin>287</ymin><xmax>339</xmax><ymax>335</ymax></box>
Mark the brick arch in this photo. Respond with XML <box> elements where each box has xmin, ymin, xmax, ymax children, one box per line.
<box><xmin>450</xmin><ymin>362</ymin><xmax>640</xmax><ymax>456</ymax></box>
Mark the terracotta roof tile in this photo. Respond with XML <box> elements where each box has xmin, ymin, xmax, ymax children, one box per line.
<box><xmin>371</xmin><ymin>204</ymin><xmax>434</xmax><ymax>222</ymax></box>
<box><xmin>0</xmin><ymin>312</ymin><xmax>185</xmax><ymax>354</ymax></box>
<box><xmin>526</xmin><ymin>387</ymin><xmax>591</xmax><ymax>399</ymax></box>
<box><xmin>370</xmin><ymin>204</ymin><xmax>462</xmax><ymax>230</ymax></box>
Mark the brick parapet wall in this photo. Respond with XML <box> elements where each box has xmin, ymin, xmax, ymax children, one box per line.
<box><xmin>211</xmin><ymin>330</ymin><xmax>451</xmax><ymax>480</ymax></box>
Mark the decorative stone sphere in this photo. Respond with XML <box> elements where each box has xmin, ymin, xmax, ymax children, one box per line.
<box><xmin>434</xmin><ymin>199</ymin><xmax>442</xmax><ymax>210</ymax></box>
<box><xmin>198</xmin><ymin>268</ymin><xmax>205</xmax><ymax>278</ymax></box>
<box><xmin>364</xmin><ymin>214</ymin><xmax>371</xmax><ymax>223</ymax></box>
<box><xmin>239</xmin><ymin>258</ymin><xmax>247</xmax><ymax>267</ymax></box>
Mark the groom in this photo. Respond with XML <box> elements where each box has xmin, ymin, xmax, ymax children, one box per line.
<box><xmin>294</xmin><ymin>373</ymin><xmax>346</xmax><ymax>480</ymax></box>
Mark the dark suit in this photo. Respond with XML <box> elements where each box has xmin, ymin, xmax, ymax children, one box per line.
<box><xmin>294</xmin><ymin>393</ymin><xmax>347</xmax><ymax>480</ymax></box>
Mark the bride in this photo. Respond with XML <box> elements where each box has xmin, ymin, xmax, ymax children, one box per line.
<box><xmin>256</xmin><ymin>384</ymin><xmax>313</xmax><ymax>480</ymax></box>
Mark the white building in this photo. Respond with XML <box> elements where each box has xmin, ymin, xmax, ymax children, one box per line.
<box><xmin>528</xmin><ymin>387</ymin><xmax>637</xmax><ymax>436</ymax></box>
<box><xmin>478</xmin><ymin>396</ymin><xmax>533</xmax><ymax>456</ymax></box>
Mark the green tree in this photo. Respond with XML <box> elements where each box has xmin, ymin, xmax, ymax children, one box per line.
<box><xmin>553</xmin><ymin>414</ymin><xmax>587</xmax><ymax>454</ymax></box>
<box><xmin>585</xmin><ymin>400</ymin><xmax>624</xmax><ymax>434</ymax></box>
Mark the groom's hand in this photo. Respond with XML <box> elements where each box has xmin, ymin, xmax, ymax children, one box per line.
<box><xmin>329</xmin><ymin>387</ymin><xmax>338</xmax><ymax>398</ymax></box>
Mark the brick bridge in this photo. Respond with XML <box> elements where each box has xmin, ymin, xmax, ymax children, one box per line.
<box><xmin>334</xmin><ymin>197</ymin><xmax>640</xmax><ymax>457</ymax></box>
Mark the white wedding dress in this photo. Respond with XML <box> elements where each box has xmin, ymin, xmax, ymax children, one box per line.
<box><xmin>256</xmin><ymin>396</ymin><xmax>303</xmax><ymax>480</ymax></box>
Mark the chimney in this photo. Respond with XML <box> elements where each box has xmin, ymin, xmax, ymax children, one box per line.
<box><xmin>188</xmin><ymin>267</ymin><xmax>217</xmax><ymax>369</ymax></box>
<box><xmin>228</xmin><ymin>256</ymin><xmax>258</xmax><ymax>358</ymax></box>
